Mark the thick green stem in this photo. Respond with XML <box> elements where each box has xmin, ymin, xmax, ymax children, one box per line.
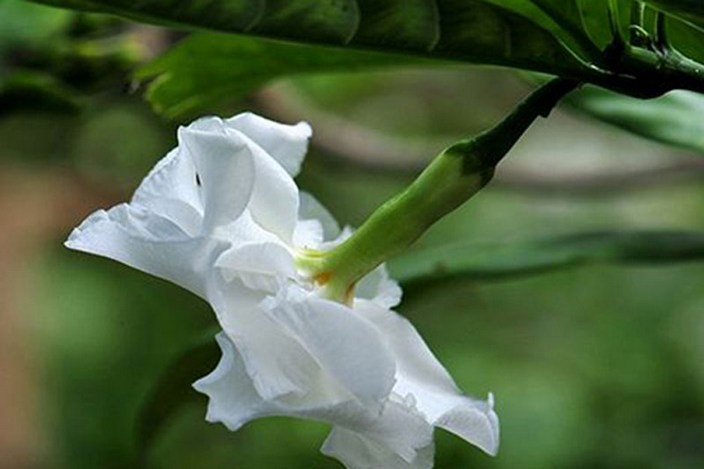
<box><xmin>300</xmin><ymin>78</ymin><xmax>579</xmax><ymax>302</ymax></box>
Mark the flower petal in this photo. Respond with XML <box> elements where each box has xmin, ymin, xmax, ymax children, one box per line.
<box><xmin>130</xmin><ymin>148</ymin><xmax>203</xmax><ymax>236</ymax></box>
<box><xmin>65</xmin><ymin>204</ymin><xmax>223</xmax><ymax>298</ymax></box>
<box><xmin>214</xmin><ymin>241</ymin><xmax>297</xmax><ymax>293</ymax></box>
<box><xmin>194</xmin><ymin>332</ymin><xmax>342</xmax><ymax>429</ymax></box>
<box><xmin>299</xmin><ymin>192</ymin><xmax>340</xmax><ymax>240</ymax></box>
<box><xmin>262</xmin><ymin>286</ymin><xmax>397</xmax><ymax>411</ymax></box>
<box><xmin>293</xmin><ymin>219</ymin><xmax>324</xmax><ymax>250</ymax></box>
<box><xmin>193</xmin><ymin>332</ymin><xmax>275</xmax><ymax>431</ymax></box>
<box><xmin>246</xmin><ymin>136</ymin><xmax>301</xmax><ymax>243</ymax></box>
<box><xmin>355</xmin><ymin>265</ymin><xmax>403</xmax><ymax>309</ymax></box>
<box><xmin>356</xmin><ymin>300</ymin><xmax>500</xmax><ymax>456</ymax></box>
<box><xmin>322</xmin><ymin>425</ymin><xmax>434</xmax><ymax>469</ymax></box>
<box><xmin>224</xmin><ymin>112</ymin><xmax>312</xmax><ymax>176</ymax></box>
<box><xmin>195</xmin><ymin>332</ymin><xmax>433</xmax><ymax>469</ymax></box>
<box><xmin>178</xmin><ymin>119</ymin><xmax>255</xmax><ymax>233</ymax></box>
<box><xmin>205</xmin><ymin>278</ymin><xmax>320</xmax><ymax>401</ymax></box>
<box><xmin>293</xmin><ymin>192</ymin><xmax>340</xmax><ymax>248</ymax></box>
<box><xmin>185</xmin><ymin>115</ymin><xmax>303</xmax><ymax>242</ymax></box>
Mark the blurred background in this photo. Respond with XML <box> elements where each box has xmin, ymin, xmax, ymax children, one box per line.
<box><xmin>1</xmin><ymin>1</ymin><xmax>703</xmax><ymax>468</ymax></box>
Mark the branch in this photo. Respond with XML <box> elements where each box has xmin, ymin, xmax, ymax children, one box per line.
<box><xmin>254</xmin><ymin>84</ymin><xmax>704</xmax><ymax>195</ymax></box>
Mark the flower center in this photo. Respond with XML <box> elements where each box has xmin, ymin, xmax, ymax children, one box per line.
<box><xmin>295</xmin><ymin>249</ymin><xmax>356</xmax><ymax>305</ymax></box>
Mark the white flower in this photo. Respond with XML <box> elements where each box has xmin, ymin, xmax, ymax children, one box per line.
<box><xmin>66</xmin><ymin>112</ymin><xmax>499</xmax><ymax>468</ymax></box>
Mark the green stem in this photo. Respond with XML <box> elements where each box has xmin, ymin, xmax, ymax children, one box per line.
<box><xmin>300</xmin><ymin>78</ymin><xmax>579</xmax><ymax>302</ymax></box>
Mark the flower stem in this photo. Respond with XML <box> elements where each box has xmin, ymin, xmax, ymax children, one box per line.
<box><xmin>307</xmin><ymin>78</ymin><xmax>579</xmax><ymax>302</ymax></box>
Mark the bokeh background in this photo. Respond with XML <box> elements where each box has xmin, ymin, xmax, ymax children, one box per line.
<box><xmin>1</xmin><ymin>1</ymin><xmax>703</xmax><ymax>468</ymax></box>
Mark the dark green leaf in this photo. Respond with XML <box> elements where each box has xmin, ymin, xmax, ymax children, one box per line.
<box><xmin>481</xmin><ymin>0</ymin><xmax>624</xmax><ymax>62</ymax></box>
<box><xmin>644</xmin><ymin>0</ymin><xmax>704</xmax><ymax>24</ymax></box>
<box><xmin>30</xmin><ymin>0</ymin><xmax>704</xmax><ymax>105</ymax></box>
<box><xmin>389</xmin><ymin>230</ymin><xmax>704</xmax><ymax>285</ymax></box>
<box><xmin>566</xmin><ymin>86</ymin><xmax>704</xmax><ymax>155</ymax></box>
<box><xmin>504</xmin><ymin>0</ymin><xmax>627</xmax><ymax>61</ymax></box>
<box><xmin>30</xmin><ymin>0</ymin><xmax>589</xmax><ymax>78</ymax></box>
<box><xmin>668</xmin><ymin>16</ymin><xmax>704</xmax><ymax>65</ymax></box>
<box><xmin>136</xmin><ymin>334</ymin><xmax>220</xmax><ymax>460</ymax></box>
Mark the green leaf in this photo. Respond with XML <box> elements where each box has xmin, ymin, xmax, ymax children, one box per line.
<box><xmin>638</xmin><ymin>2</ymin><xmax>704</xmax><ymax>66</ymax></box>
<box><xmin>29</xmin><ymin>0</ymin><xmax>592</xmax><ymax>78</ymax></box>
<box><xmin>389</xmin><ymin>230</ymin><xmax>704</xmax><ymax>285</ymax></box>
<box><xmin>27</xmin><ymin>0</ymin><xmax>625</xmax><ymax>71</ymax></box>
<box><xmin>667</xmin><ymin>16</ymin><xmax>704</xmax><ymax>65</ymax></box>
<box><xmin>644</xmin><ymin>0</ymin><xmax>704</xmax><ymax>24</ymax></box>
<box><xmin>31</xmin><ymin>0</ymin><xmax>704</xmax><ymax>105</ymax></box>
<box><xmin>533</xmin><ymin>0</ymin><xmax>633</xmax><ymax>52</ymax></box>
<box><xmin>565</xmin><ymin>86</ymin><xmax>704</xmax><ymax>155</ymax></box>
<box><xmin>137</xmin><ymin>33</ymin><xmax>423</xmax><ymax>119</ymax></box>
<box><xmin>482</xmin><ymin>0</ymin><xmax>630</xmax><ymax>63</ymax></box>
<box><xmin>136</xmin><ymin>334</ymin><xmax>220</xmax><ymax>460</ymax></box>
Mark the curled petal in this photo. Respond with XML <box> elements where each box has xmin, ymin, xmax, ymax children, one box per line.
<box><xmin>134</xmin><ymin>113</ymin><xmax>310</xmax><ymax>241</ymax></box>
<box><xmin>65</xmin><ymin>204</ymin><xmax>224</xmax><ymax>298</ymax></box>
<box><xmin>177</xmin><ymin>120</ymin><xmax>255</xmax><ymax>233</ymax></box>
<box><xmin>262</xmin><ymin>286</ymin><xmax>397</xmax><ymax>411</ymax></box>
<box><xmin>194</xmin><ymin>332</ymin><xmax>338</xmax><ymax>428</ymax></box>
<box><xmin>433</xmin><ymin>396</ymin><xmax>499</xmax><ymax>457</ymax></box>
<box><xmin>130</xmin><ymin>148</ymin><xmax>203</xmax><ymax>236</ymax></box>
<box><xmin>322</xmin><ymin>425</ymin><xmax>434</xmax><ymax>469</ymax></box>
<box><xmin>186</xmin><ymin>115</ymin><xmax>303</xmax><ymax>242</ymax></box>
<box><xmin>215</xmin><ymin>241</ymin><xmax>297</xmax><ymax>293</ymax></box>
<box><xmin>193</xmin><ymin>332</ymin><xmax>273</xmax><ymax>431</ymax></box>
<box><xmin>216</xmin><ymin>208</ymin><xmax>281</xmax><ymax>246</ymax></box>
<box><xmin>195</xmin><ymin>333</ymin><xmax>433</xmax><ymax>469</ymax></box>
<box><xmin>356</xmin><ymin>300</ymin><xmax>500</xmax><ymax>456</ymax></box>
<box><xmin>224</xmin><ymin>112</ymin><xmax>312</xmax><ymax>177</ymax></box>
<box><xmin>355</xmin><ymin>265</ymin><xmax>403</xmax><ymax>309</ymax></box>
<box><xmin>206</xmin><ymin>280</ymin><xmax>320</xmax><ymax>401</ymax></box>
<box><xmin>245</xmin><ymin>136</ymin><xmax>301</xmax><ymax>243</ymax></box>
<box><xmin>294</xmin><ymin>192</ymin><xmax>341</xmax><ymax>248</ymax></box>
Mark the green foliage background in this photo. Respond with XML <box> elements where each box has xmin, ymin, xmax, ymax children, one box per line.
<box><xmin>22</xmin><ymin>69</ymin><xmax>704</xmax><ymax>468</ymax></box>
<box><xmin>1</xmin><ymin>0</ymin><xmax>703</xmax><ymax>468</ymax></box>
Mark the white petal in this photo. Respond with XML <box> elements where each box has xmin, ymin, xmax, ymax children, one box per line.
<box><xmin>205</xmin><ymin>277</ymin><xmax>321</xmax><ymax>401</ymax></box>
<box><xmin>216</xmin><ymin>208</ymin><xmax>281</xmax><ymax>246</ymax></box>
<box><xmin>356</xmin><ymin>300</ymin><xmax>500</xmax><ymax>456</ymax></box>
<box><xmin>65</xmin><ymin>204</ymin><xmax>223</xmax><ymax>298</ymax></box>
<box><xmin>194</xmin><ymin>331</ymin><xmax>342</xmax><ymax>429</ymax></box>
<box><xmin>178</xmin><ymin>119</ymin><xmax>255</xmax><ymax>232</ymax></box>
<box><xmin>434</xmin><ymin>397</ymin><xmax>499</xmax><ymax>457</ymax></box>
<box><xmin>130</xmin><ymin>148</ymin><xmax>203</xmax><ymax>236</ymax></box>
<box><xmin>246</xmin><ymin>136</ymin><xmax>301</xmax><ymax>243</ymax></box>
<box><xmin>214</xmin><ymin>241</ymin><xmax>297</xmax><ymax>293</ymax></box>
<box><xmin>355</xmin><ymin>265</ymin><xmax>403</xmax><ymax>309</ymax></box>
<box><xmin>293</xmin><ymin>219</ymin><xmax>325</xmax><ymax>250</ymax></box>
<box><xmin>293</xmin><ymin>192</ymin><xmax>341</xmax><ymax>249</ymax></box>
<box><xmin>195</xmin><ymin>333</ymin><xmax>432</xmax><ymax>468</ymax></box>
<box><xmin>193</xmin><ymin>332</ymin><xmax>276</xmax><ymax>431</ymax></box>
<box><xmin>224</xmin><ymin>112</ymin><xmax>312</xmax><ymax>176</ymax></box>
<box><xmin>262</xmin><ymin>286</ymin><xmax>396</xmax><ymax>411</ymax></box>
<box><xmin>186</xmin><ymin>115</ymin><xmax>303</xmax><ymax>241</ymax></box>
<box><xmin>319</xmin><ymin>225</ymin><xmax>354</xmax><ymax>251</ymax></box>
<box><xmin>298</xmin><ymin>191</ymin><xmax>341</xmax><ymax>242</ymax></box>
<box><xmin>320</xmin><ymin>395</ymin><xmax>434</xmax><ymax>469</ymax></box>
<box><xmin>322</xmin><ymin>425</ymin><xmax>434</xmax><ymax>469</ymax></box>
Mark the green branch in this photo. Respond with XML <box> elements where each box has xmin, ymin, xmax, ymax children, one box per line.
<box><xmin>298</xmin><ymin>78</ymin><xmax>579</xmax><ymax>302</ymax></box>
